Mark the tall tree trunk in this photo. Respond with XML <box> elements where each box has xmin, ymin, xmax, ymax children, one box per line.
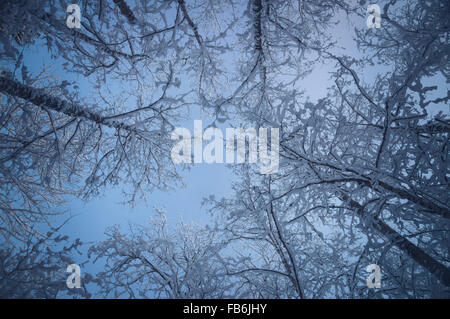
<box><xmin>177</xmin><ymin>0</ymin><xmax>203</xmax><ymax>47</ymax></box>
<box><xmin>344</xmin><ymin>194</ymin><xmax>450</xmax><ymax>288</ymax></box>
<box><xmin>252</xmin><ymin>0</ymin><xmax>263</xmax><ymax>53</ymax></box>
<box><xmin>281</xmin><ymin>143</ymin><xmax>450</xmax><ymax>219</ymax></box>
<box><xmin>0</xmin><ymin>76</ymin><xmax>134</xmax><ymax>132</ymax></box>
<box><xmin>113</xmin><ymin>0</ymin><xmax>137</xmax><ymax>24</ymax></box>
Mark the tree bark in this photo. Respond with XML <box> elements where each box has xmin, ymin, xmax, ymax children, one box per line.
<box><xmin>0</xmin><ymin>76</ymin><xmax>134</xmax><ymax>132</ymax></box>
<box><xmin>177</xmin><ymin>0</ymin><xmax>203</xmax><ymax>47</ymax></box>
<box><xmin>344</xmin><ymin>194</ymin><xmax>450</xmax><ymax>288</ymax></box>
<box><xmin>280</xmin><ymin>143</ymin><xmax>450</xmax><ymax>219</ymax></box>
<box><xmin>112</xmin><ymin>0</ymin><xmax>137</xmax><ymax>24</ymax></box>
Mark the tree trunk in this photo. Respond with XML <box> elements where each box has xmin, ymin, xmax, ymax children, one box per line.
<box><xmin>113</xmin><ymin>0</ymin><xmax>137</xmax><ymax>24</ymax></box>
<box><xmin>0</xmin><ymin>76</ymin><xmax>134</xmax><ymax>132</ymax></box>
<box><xmin>344</xmin><ymin>194</ymin><xmax>450</xmax><ymax>288</ymax></box>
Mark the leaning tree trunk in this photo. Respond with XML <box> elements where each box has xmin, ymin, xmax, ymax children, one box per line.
<box><xmin>112</xmin><ymin>0</ymin><xmax>137</xmax><ymax>24</ymax></box>
<box><xmin>344</xmin><ymin>194</ymin><xmax>450</xmax><ymax>288</ymax></box>
<box><xmin>0</xmin><ymin>76</ymin><xmax>134</xmax><ymax>132</ymax></box>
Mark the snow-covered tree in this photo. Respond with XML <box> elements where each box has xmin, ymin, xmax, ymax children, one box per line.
<box><xmin>205</xmin><ymin>0</ymin><xmax>449</xmax><ymax>297</ymax></box>
<box><xmin>207</xmin><ymin>166</ymin><xmax>356</xmax><ymax>298</ymax></box>
<box><xmin>0</xmin><ymin>0</ymin><xmax>448</xmax><ymax>299</ymax></box>
<box><xmin>88</xmin><ymin>210</ymin><xmax>233</xmax><ymax>298</ymax></box>
<box><xmin>0</xmin><ymin>0</ymin><xmax>213</xmax><ymax>238</ymax></box>
<box><xmin>0</xmin><ymin>223</ymin><xmax>92</xmax><ymax>298</ymax></box>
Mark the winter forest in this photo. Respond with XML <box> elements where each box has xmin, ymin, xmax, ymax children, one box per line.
<box><xmin>0</xmin><ymin>0</ymin><xmax>449</xmax><ymax>299</ymax></box>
